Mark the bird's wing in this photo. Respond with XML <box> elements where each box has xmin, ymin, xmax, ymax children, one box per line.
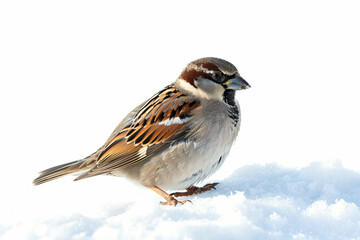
<box><xmin>75</xmin><ymin>85</ymin><xmax>200</xmax><ymax>180</ymax></box>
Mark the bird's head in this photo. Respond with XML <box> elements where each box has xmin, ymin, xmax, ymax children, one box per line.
<box><xmin>176</xmin><ymin>57</ymin><xmax>250</xmax><ymax>101</ymax></box>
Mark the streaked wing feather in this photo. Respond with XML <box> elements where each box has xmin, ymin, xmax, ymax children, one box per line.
<box><xmin>77</xmin><ymin>86</ymin><xmax>200</xmax><ymax>179</ymax></box>
<box><xmin>127</xmin><ymin>86</ymin><xmax>199</xmax><ymax>146</ymax></box>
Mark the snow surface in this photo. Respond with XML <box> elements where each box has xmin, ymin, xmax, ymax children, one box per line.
<box><xmin>1</xmin><ymin>161</ymin><xmax>360</xmax><ymax>240</ymax></box>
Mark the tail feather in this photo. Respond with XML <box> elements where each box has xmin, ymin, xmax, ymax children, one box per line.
<box><xmin>33</xmin><ymin>160</ymin><xmax>86</xmax><ymax>185</ymax></box>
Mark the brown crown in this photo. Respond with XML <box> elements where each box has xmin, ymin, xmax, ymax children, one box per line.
<box><xmin>179</xmin><ymin>57</ymin><xmax>237</xmax><ymax>87</ymax></box>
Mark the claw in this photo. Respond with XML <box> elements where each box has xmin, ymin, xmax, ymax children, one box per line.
<box><xmin>203</xmin><ymin>183</ymin><xmax>219</xmax><ymax>190</ymax></box>
<box><xmin>160</xmin><ymin>197</ymin><xmax>192</xmax><ymax>206</ymax></box>
<box><xmin>170</xmin><ymin>182</ymin><xmax>219</xmax><ymax>197</ymax></box>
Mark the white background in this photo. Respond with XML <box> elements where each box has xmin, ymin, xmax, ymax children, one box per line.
<box><xmin>1</xmin><ymin>1</ymin><xmax>360</xmax><ymax>239</ymax></box>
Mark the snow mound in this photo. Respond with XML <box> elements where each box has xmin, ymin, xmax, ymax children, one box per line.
<box><xmin>1</xmin><ymin>162</ymin><xmax>360</xmax><ymax>240</ymax></box>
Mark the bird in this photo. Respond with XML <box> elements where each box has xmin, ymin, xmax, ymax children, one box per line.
<box><xmin>33</xmin><ymin>57</ymin><xmax>251</xmax><ymax>206</ymax></box>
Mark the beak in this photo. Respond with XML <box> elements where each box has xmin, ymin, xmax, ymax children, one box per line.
<box><xmin>222</xmin><ymin>73</ymin><xmax>251</xmax><ymax>90</ymax></box>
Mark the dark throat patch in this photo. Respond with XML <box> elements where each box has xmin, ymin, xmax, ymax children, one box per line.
<box><xmin>223</xmin><ymin>90</ymin><xmax>239</xmax><ymax>126</ymax></box>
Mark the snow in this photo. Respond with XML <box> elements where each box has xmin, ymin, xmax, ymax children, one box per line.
<box><xmin>1</xmin><ymin>162</ymin><xmax>360</xmax><ymax>240</ymax></box>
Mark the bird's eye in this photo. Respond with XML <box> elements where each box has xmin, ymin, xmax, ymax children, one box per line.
<box><xmin>212</xmin><ymin>72</ymin><xmax>223</xmax><ymax>82</ymax></box>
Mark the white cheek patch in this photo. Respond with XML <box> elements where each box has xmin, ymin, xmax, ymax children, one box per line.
<box><xmin>196</xmin><ymin>77</ymin><xmax>224</xmax><ymax>101</ymax></box>
<box><xmin>158</xmin><ymin>117</ymin><xmax>189</xmax><ymax>126</ymax></box>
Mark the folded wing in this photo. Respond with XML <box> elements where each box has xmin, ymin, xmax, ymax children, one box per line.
<box><xmin>75</xmin><ymin>86</ymin><xmax>200</xmax><ymax>180</ymax></box>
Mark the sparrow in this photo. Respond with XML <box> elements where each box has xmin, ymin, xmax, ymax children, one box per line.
<box><xmin>33</xmin><ymin>57</ymin><xmax>251</xmax><ymax>206</ymax></box>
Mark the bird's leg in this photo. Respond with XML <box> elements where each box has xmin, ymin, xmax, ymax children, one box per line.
<box><xmin>170</xmin><ymin>183</ymin><xmax>219</xmax><ymax>197</ymax></box>
<box><xmin>148</xmin><ymin>186</ymin><xmax>192</xmax><ymax>206</ymax></box>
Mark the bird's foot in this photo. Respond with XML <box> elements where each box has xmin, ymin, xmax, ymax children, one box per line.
<box><xmin>148</xmin><ymin>186</ymin><xmax>192</xmax><ymax>207</ymax></box>
<box><xmin>160</xmin><ymin>195</ymin><xmax>192</xmax><ymax>206</ymax></box>
<box><xmin>170</xmin><ymin>182</ymin><xmax>219</xmax><ymax>197</ymax></box>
